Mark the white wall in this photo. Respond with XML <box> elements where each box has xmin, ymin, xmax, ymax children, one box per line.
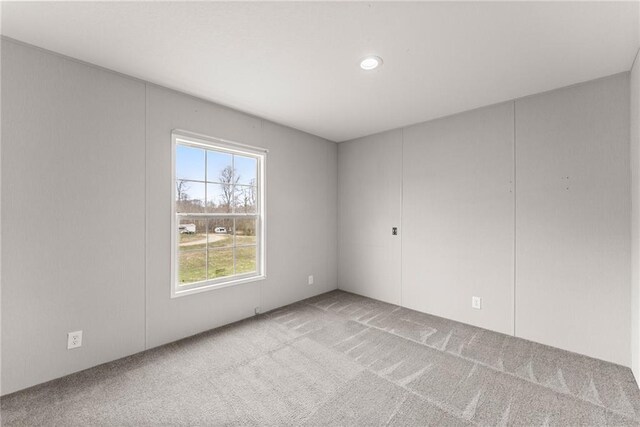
<box><xmin>631</xmin><ymin>49</ymin><xmax>640</xmax><ymax>378</ymax></box>
<box><xmin>515</xmin><ymin>74</ymin><xmax>630</xmax><ymax>365</ymax></box>
<box><xmin>1</xmin><ymin>35</ymin><xmax>634</xmax><ymax>395</ymax></box>
<box><xmin>1</xmin><ymin>40</ymin><xmax>147</xmax><ymax>395</ymax></box>
<box><xmin>1</xmin><ymin>39</ymin><xmax>338</xmax><ymax>394</ymax></box>
<box><xmin>338</xmin><ymin>74</ymin><xmax>631</xmax><ymax>366</ymax></box>
<box><xmin>402</xmin><ymin>102</ymin><xmax>515</xmax><ymax>335</ymax></box>
<box><xmin>1</xmin><ymin>9</ymin><xmax>4</xmax><ymax>399</ymax></box>
<box><xmin>146</xmin><ymin>85</ymin><xmax>338</xmax><ymax>349</ymax></box>
<box><xmin>338</xmin><ymin>130</ymin><xmax>402</xmax><ymax>305</ymax></box>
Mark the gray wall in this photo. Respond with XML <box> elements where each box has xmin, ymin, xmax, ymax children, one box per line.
<box><xmin>515</xmin><ymin>75</ymin><xmax>630</xmax><ymax>365</ymax></box>
<box><xmin>338</xmin><ymin>74</ymin><xmax>631</xmax><ymax>366</ymax></box>
<box><xmin>1</xmin><ymin>36</ymin><xmax>634</xmax><ymax>394</ymax></box>
<box><xmin>2</xmin><ymin>40</ymin><xmax>147</xmax><ymax>395</ymax></box>
<box><xmin>146</xmin><ymin>85</ymin><xmax>338</xmax><ymax>349</ymax></box>
<box><xmin>631</xmin><ymin>51</ymin><xmax>640</xmax><ymax>379</ymax></box>
<box><xmin>1</xmin><ymin>39</ymin><xmax>338</xmax><ymax>394</ymax></box>
<box><xmin>403</xmin><ymin>102</ymin><xmax>515</xmax><ymax>335</ymax></box>
<box><xmin>338</xmin><ymin>130</ymin><xmax>402</xmax><ymax>305</ymax></box>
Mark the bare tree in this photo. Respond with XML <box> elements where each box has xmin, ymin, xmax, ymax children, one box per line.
<box><xmin>248</xmin><ymin>178</ymin><xmax>257</xmax><ymax>208</ymax></box>
<box><xmin>176</xmin><ymin>180</ymin><xmax>192</xmax><ymax>212</ymax></box>
<box><xmin>237</xmin><ymin>179</ymin><xmax>257</xmax><ymax>236</ymax></box>
<box><xmin>240</xmin><ymin>187</ymin><xmax>251</xmax><ymax>213</ymax></box>
<box><xmin>176</xmin><ymin>179</ymin><xmax>190</xmax><ymax>202</ymax></box>
<box><xmin>237</xmin><ymin>180</ymin><xmax>257</xmax><ymax>214</ymax></box>
<box><xmin>176</xmin><ymin>179</ymin><xmax>206</xmax><ymax>213</ymax></box>
<box><xmin>219</xmin><ymin>165</ymin><xmax>240</xmax><ymax>212</ymax></box>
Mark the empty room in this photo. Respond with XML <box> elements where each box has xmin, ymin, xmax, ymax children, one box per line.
<box><xmin>2</xmin><ymin>1</ymin><xmax>640</xmax><ymax>426</ymax></box>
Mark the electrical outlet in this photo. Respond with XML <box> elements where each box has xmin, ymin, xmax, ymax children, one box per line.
<box><xmin>308</xmin><ymin>275</ymin><xmax>314</xmax><ymax>285</ymax></box>
<box><xmin>471</xmin><ymin>296</ymin><xmax>482</xmax><ymax>310</ymax></box>
<box><xmin>67</xmin><ymin>330</ymin><xmax>82</xmax><ymax>349</ymax></box>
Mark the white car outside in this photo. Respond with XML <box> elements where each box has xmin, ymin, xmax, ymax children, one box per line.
<box><xmin>179</xmin><ymin>223</ymin><xmax>196</xmax><ymax>234</ymax></box>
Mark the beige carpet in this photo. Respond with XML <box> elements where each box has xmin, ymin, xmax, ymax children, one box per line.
<box><xmin>2</xmin><ymin>290</ymin><xmax>640</xmax><ymax>426</ymax></box>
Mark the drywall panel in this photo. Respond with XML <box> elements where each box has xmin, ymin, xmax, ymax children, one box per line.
<box><xmin>630</xmin><ymin>54</ymin><xmax>639</xmax><ymax>377</ymax></box>
<box><xmin>146</xmin><ymin>85</ymin><xmax>261</xmax><ymax>349</ymax></box>
<box><xmin>402</xmin><ymin>103</ymin><xmax>515</xmax><ymax>335</ymax></box>
<box><xmin>259</xmin><ymin>121</ymin><xmax>338</xmax><ymax>312</ymax></box>
<box><xmin>1</xmin><ymin>20</ymin><xmax>4</xmax><ymax>400</ymax></box>
<box><xmin>338</xmin><ymin>130</ymin><xmax>402</xmax><ymax>305</ymax></box>
<box><xmin>516</xmin><ymin>74</ymin><xmax>630</xmax><ymax>366</ymax></box>
<box><xmin>146</xmin><ymin>85</ymin><xmax>338</xmax><ymax>349</ymax></box>
<box><xmin>1</xmin><ymin>39</ymin><xmax>338</xmax><ymax>394</ymax></box>
<box><xmin>327</xmin><ymin>138</ymin><xmax>339</xmax><ymax>300</ymax></box>
<box><xmin>1</xmin><ymin>40</ymin><xmax>146</xmax><ymax>394</ymax></box>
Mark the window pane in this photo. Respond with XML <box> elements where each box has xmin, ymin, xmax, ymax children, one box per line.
<box><xmin>207</xmin><ymin>218</ymin><xmax>234</xmax><ymax>248</ymax></box>
<box><xmin>178</xmin><ymin>250</ymin><xmax>207</xmax><ymax>285</ymax></box>
<box><xmin>174</xmin><ymin>134</ymin><xmax>264</xmax><ymax>294</ymax></box>
<box><xmin>235</xmin><ymin>155</ymin><xmax>257</xmax><ymax>185</ymax></box>
<box><xmin>208</xmin><ymin>248</ymin><xmax>234</xmax><ymax>279</ymax></box>
<box><xmin>234</xmin><ymin>185</ymin><xmax>257</xmax><ymax>214</ymax></box>
<box><xmin>176</xmin><ymin>181</ymin><xmax>205</xmax><ymax>213</ymax></box>
<box><xmin>207</xmin><ymin>150</ymin><xmax>232</xmax><ymax>184</ymax></box>
<box><xmin>176</xmin><ymin>145</ymin><xmax>205</xmax><ymax>181</ymax></box>
<box><xmin>207</xmin><ymin>183</ymin><xmax>233</xmax><ymax>213</ymax></box>
<box><xmin>178</xmin><ymin>218</ymin><xmax>207</xmax><ymax>251</ymax></box>
<box><xmin>235</xmin><ymin>246</ymin><xmax>257</xmax><ymax>274</ymax></box>
<box><xmin>235</xmin><ymin>218</ymin><xmax>257</xmax><ymax>246</ymax></box>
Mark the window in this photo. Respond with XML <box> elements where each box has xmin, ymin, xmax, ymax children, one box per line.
<box><xmin>171</xmin><ymin>130</ymin><xmax>266</xmax><ymax>297</ymax></box>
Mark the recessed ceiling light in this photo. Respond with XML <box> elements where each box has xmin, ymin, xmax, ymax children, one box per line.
<box><xmin>360</xmin><ymin>56</ymin><xmax>383</xmax><ymax>71</ymax></box>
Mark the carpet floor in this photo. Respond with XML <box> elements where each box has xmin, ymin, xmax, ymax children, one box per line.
<box><xmin>2</xmin><ymin>290</ymin><xmax>640</xmax><ymax>426</ymax></box>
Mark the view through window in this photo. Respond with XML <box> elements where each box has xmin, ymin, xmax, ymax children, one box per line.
<box><xmin>173</xmin><ymin>133</ymin><xmax>265</xmax><ymax>295</ymax></box>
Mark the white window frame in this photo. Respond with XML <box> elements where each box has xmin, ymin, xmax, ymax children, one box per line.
<box><xmin>171</xmin><ymin>129</ymin><xmax>267</xmax><ymax>298</ymax></box>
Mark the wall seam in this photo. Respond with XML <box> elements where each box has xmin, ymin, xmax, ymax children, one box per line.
<box><xmin>631</xmin><ymin>46</ymin><xmax>639</xmax><ymax>377</ymax></box>
<box><xmin>144</xmin><ymin>83</ymin><xmax>148</xmax><ymax>350</ymax></box>
<box><xmin>326</xmin><ymin>140</ymin><xmax>329</xmax><ymax>293</ymax></box>
<box><xmin>513</xmin><ymin>100</ymin><xmax>517</xmax><ymax>337</ymax></box>
<box><xmin>327</xmin><ymin>138</ymin><xmax>334</xmax><ymax>293</ymax></box>
<box><xmin>336</xmin><ymin>142</ymin><xmax>340</xmax><ymax>292</ymax></box>
<box><xmin>1</xmin><ymin>26</ymin><xmax>4</xmax><ymax>398</ymax></box>
<box><xmin>400</xmin><ymin>128</ymin><xmax>404</xmax><ymax>307</ymax></box>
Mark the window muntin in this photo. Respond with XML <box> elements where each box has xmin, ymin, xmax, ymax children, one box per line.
<box><xmin>172</xmin><ymin>132</ymin><xmax>265</xmax><ymax>297</ymax></box>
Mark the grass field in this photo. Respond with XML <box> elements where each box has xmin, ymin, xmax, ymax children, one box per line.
<box><xmin>179</xmin><ymin>233</ymin><xmax>256</xmax><ymax>250</ymax></box>
<box><xmin>178</xmin><ymin>232</ymin><xmax>256</xmax><ymax>284</ymax></box>
<box><xmin>179</xmin><ymin>233</ymin><xmax>206</xmax><ymax>244</ymax></box>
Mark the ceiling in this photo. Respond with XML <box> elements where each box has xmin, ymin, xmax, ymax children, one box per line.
<box><xmin>2</xmin><ymin>1</ymin><xmax>639</xmax><ymax>142</ymax></box>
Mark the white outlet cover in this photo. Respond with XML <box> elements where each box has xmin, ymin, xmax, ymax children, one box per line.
<box><xmin>472</xmin><ymin>297</ymin><xmax>482</xmax><ymax>310</ymax></box>
<box><xmin>308</xmin><ymin>275</ymin><xmax>314</xmax><ymax>285</ymax></box>
<box><xmin>67</xmin><ymin>330</ymin><xmax>82</xmax><ymax>349</ymax></box>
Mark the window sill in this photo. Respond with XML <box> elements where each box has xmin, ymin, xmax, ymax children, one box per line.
<box><xmin>171</xmin><ymin>274</ymin><xmax>266</xmax><ymax>298</ymax></box>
